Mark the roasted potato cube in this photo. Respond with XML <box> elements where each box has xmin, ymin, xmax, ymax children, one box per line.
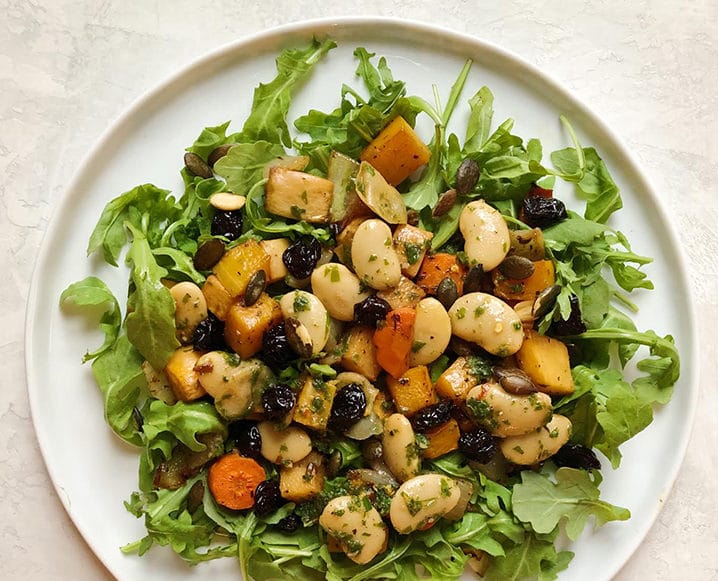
<box><xmin>376</xmin><ymin>276</ymin><xmax>426</xmax><ymax>310</ymax></box>
<box><xmin>515</xmin><ymin>329</ymin><xmax>574</xmax><ymax>395</ymax></box>
<box><xmin>224</xmin><ymin>293</ymin><xmax>283</xmax><ymax>359</ymax></box>
<box><xmin>280</xmin><ymin>450</ymin><xmax>325</xmax><ymax>502</ymax></box>
<box><xmin>259</xmin><ymin>238</ymin><xmax>290</xmax><ymax>283</ymax></box>
<box><xmin>294</xmin><ymin>375</ymin><xmax>338</xmax><ymax>431</ymax></box>
<box><xmin>339</xmin><ymin>325</ymin><xmax>381</xmax><ymax>381</ymax></box>
<box><xmin>164</xmin><ymin>347</ymin><xmax>206</xmax><ymax>402</ymax></box>
<box><xmin>386</xmin><ymin>365</ymin><xmax>437</xmax><ymax>416</ymax></box>
<box><xmin>265</xmin><ymin>167</ymin><xmax>333</xmax><ymax>223</ymax></box>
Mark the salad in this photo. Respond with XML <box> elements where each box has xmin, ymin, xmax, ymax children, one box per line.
<box><xmin>60</xmin><ymin>37</ymin><xmax>680</xmax><ymax>580</ymax></box>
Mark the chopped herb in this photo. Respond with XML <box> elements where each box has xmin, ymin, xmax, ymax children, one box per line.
<box><xmin>455</xmin><ymin>307</ymin><xmax>466</xmax><ymax>319</ymax></box>
<box><xmin>293</xmin><ymin>292</ymin><xmax>310</xmax><ymax>312</ymax></box>
<box><xmin>405</xmin><ymin>242</ymin><xmax>422</xmax><ymax>265</ymax></box>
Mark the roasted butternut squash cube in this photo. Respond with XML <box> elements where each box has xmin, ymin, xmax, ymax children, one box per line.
<box><xmin>224</xmin><ymin>293</ymin><xmax>283</xmax><ymax>359</ymax></box>
<box><xmin>259</xmin><ymin>238</ymin><xmax>290</xmax><ymax>283</ymax></box>
<box><xmin>416</xmin><ymin>253</ymin><xmax>466</xmax><ymax>296</ymax></box>
<box><xmin>492</xmin><ymin>259</ymin><xmax>556</xmax><ymax>301</ymax></box>
<box><xmin>265</xmin><ymin>167</ymin><xmax>333</xmax><ymax>223</ymax></box>
<box><xmin>164</xmin><ymin>347</ymin><xmax>206</xmax><ymax>402</ymax></box>
<box><xmin>201</xmin><ymin>274</ymin><xmax>233</xmax><ymax>320</ymax></box>
<box><xmin>294</xmin><ymin>375</ymin><xmax>337</xmax><ymax>431</ymax></box>
<box><xmin>515</xmin><ymin>329</ymin><xmax>574</xmax><ymax>395</ymax></box>
<box><xmin>279</xmin><ymin>450</ymin><xmax>325</xmax><ymax>502</ymax></box>
<box><xmin>213</xmin><ymin>240</ymin><xmax>270</xmax><ymax>298</ymax></box>
<box><xmin>386</xmin><ymin>365</ymin><xmax>437</xmax><ymax>416</ymax></box>
<box><xmin>376</xmin><ymin>276</ymin><xmax>425</xmax><ymax>310</ymax></box>
<box><xmin>393</xmin><ymin>224</ymin><xmax>433</xmax><ymax>278</ymax></box>
<box><xmin>360</xmin><ymin>116</ymin><xmax>431</xmax><ymax>186</ymax></box>
<box><xmin>340</xmin><ymin>325</ymin><xmax>381</xmax><ymax>381</ymax></box>
<box><xmin>423</xmin><ymin>418</ymin><xmax>460</xmax><ymax>459</ymax></box>
<box><xmin>435</xmin><ymin>357</ymin><xmax>480</xmax><ymax>402</ymax></box>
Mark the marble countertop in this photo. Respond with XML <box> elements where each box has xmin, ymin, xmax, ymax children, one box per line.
<box><xmin>2</xmin><ymin>1</ymin><xmax>716</xmax><ymax>579</ymax></box>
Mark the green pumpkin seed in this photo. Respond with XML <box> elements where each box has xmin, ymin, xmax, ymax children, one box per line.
<box><xmin>193</xmin><ymin>238</ymin><xmax>225</xmax><ymax>270</ymax></box>
<box><xmin>532</xmin><ymin>284</ymin><xmax>561</xmax><ymax>319</ymax></box>
<box><xmin>436</xmin><ymin>276</ymin><xmax>459</xmax><ymax>310</ymax></box>
<box><xmin>498</xmin><ymin>255</ymin><xmax>535</xmax><ymax>280</ymax></box>
<box><xmin>463</xmin><ymin>265</ymin><xmax>484</xmax><ymax>294</ymax></box>
<box><xmin>184</xmin><ymin>152</ymin><xmax>213</xmax><ymax>179</ymax></box>
<box><xmin>455</xmin><ymin>159</ymin><xmax>480</xmax><ymax>195</ymax></box>
<box><xmin>244</xmin><ymin>270</ymin><xmax>266</xmax><ymax>307</ymax></box>
<box><xmin>207</xmin><ymin>144</ymin><xmax>233</xmax><ymax>167</ymax></box>
<box><xmin>493</xmin><ymin>367</ymin><xmax>537</xmax><ymax>395</ymax></box>
<box><xmin>432</xmin><ymin>188</ymin><xmax>457</xmax><ymax>217</ymax></box>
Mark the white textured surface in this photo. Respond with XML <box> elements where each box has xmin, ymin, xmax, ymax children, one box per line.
<box><xmin>2</xmin><ymin>2</ymin><xmax>716</xmax><ymax>580</ymax></box>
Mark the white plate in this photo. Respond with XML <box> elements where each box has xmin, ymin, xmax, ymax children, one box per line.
<box><xmin>25</xmin><ymin>17</ymin><xmax>698</xmax><ymax>581</ymax></box>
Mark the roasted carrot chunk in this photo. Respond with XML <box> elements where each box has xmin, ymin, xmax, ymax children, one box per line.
<box><xmin>207</xmin><ymin>451</ymin><xmax>266</xmax><ymax>510</ymax></box>
<box><xmin>373</xmin><ymin>307</ymin><xmax>416</xmax><ymax>379</ymax></box>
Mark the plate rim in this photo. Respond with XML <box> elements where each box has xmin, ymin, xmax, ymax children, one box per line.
<box><xmin>24</xmin><ymin>15</ymin><xmax>700</xmax><ymax>581</ymax></box>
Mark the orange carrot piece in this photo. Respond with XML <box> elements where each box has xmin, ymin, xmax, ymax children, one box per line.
<box><xmin>207</xmin><ymin>451</ymin><xmax>266</xmax><ymax>510</ymax></box>
<box><xmin>373</xmin><ymin>307</ymin><xmax>416</xmax><ymax>379</ymax></box>
<box><xmin>415</xmin><ymin>253</ymin><xmax>466</xmax><ymax>296</ymax></box>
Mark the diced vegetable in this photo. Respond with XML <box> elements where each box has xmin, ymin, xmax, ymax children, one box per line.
<box><xmin>154</xmin><ymin>432</ymin><xmax>224</xmax><ymax>490</ymax></box>
<box><xmin>416</xmin><ymin>253</ymin><xmax>466</xmax><ymax>296</ymax></box>
<box><xmin>359</xmin><ymin>116</ymin><xmax>431</xmax><ymax>186</ymax></box>
<box><xmin>201</xmin><ymin>274</ymin><xmax>233</xmax><ymax>320</ymax></box>
<box><xmin>492</xmin><ymin>259</ymin><xmax>556</xmax><ymax>301</ymax></box>
<box><xmin>386</xmin><ymin>365</ymin><xmax>437</xmax><ymax>416</ymax></box>
<box><xmin>141</xmin><ymin>361</ymin><xmax>177</xmax><ymax>404</ymax></box>
<box><xmin>213</xmin><ymin>240</ymin><xmax>270</xmax><ymax>298</ymax></box>
<box><xmin>262</xmin><ymin>154</ymin><xmax>310</xmax><ymax>177</ymax></box>
<box><xmin>279</xmin><ymin>450</ymin><xmax>326</xmax><ymax>502</ymax></box>
<box><xmin>508</xmin><ymin>228</ymin><xmax>546</xmax><ymax>261</ymax></box>
<box><xmin>422</xmin><ymin>418</ymin><xmax>460</xmax><ymax>459</ymax></box>
<box><xmin>339</xmin><ymin>325</ymin><xmax>381</xmax><ymax>381</ymax></box>
<box><xmin>164</xmin><ymin>346</ymin><xmax>206</xmax><ymax>402</ymax></box>
<box><xmin>435</xmin><ymin>357</ymin><xmax>479</xmax><ymax>402</ymax></box>
<box><xmin>293</xmin><ymin>375</ymin><xmax>338</xmax><ymax>431</ymax></box>
<box><xmin>393</xmin><ymin>224</ymin><xmax>433</xmax><ymax>278</ymax></box>
<box><xmin>376</xmin><ymin>276</ymin><xmax>426</xmax><ymax>310</ymax></box>
<box><xmin>515</xmin><ymin>329</ymin><xmax>574</xmax><ymax>395</ymax></box>
<box><xmin>265</xmin><ymin>167</ymin><xmax>333</xmax><ymax>223</ymax></box>
<box><xmin>259</xmin><ymin>238</ymin><xmax>291</xmax><ymax>283</ymax></box>
<box><xmin>224</xmin><ymin>293</ymin><xmax>282</xmax><ymax>359</ymax></box>
<box><xmin>373</xmin><ymin>307</ymin><xmax>416</xmax><ymax>379</ymax></box>
<box><xmin>334</xmin><ymin>217</ymin><xmax>365</xmax><ymax>268</ymax></box>
<box><xmin>327</xmin><ymin>151</ymin><xmax>369</xmax><ymax>223</ymax></box>
<box><xmin>208</xmin><ymin>451</ymin><xmax>266</xmax><ymax>510</ymax></box>
<box><xmin>354</xmin><ymin>161</ymin><xmax>408</xmax><ymax>224</ymax></box>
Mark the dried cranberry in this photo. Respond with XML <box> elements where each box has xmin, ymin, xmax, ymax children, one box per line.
<box><xmin>552</xmin><ymin>443</ymin><xmax>601</xmax><ymax>470</ymax></box>
<box><xmin>353</xmin><ymin>296</ymin><xmax>392</xmax><ymax>328</ymax></box>
<box><xmin>228</xmin><ymin>421</ymin><xmax>262</xmax><ymax>460</ymax></box>
<box><xmin>282</xmin><ymin>236</ymin><xmax>322</xmax><ymax>279</ymax></box>
<box><xmin>521</xmin><ymin>195</ymin><xmax>567</xmax><ymax>229</ymax></box>
<box><xmin>211</xmin><ymin>209</ymin><xmax>243</xmax><ymax>241</ymax></box>
<box><xmin>261</xmin><ymin>324</ymin><xmax>295</xmax><ymax>368</ymax></box>
<box><xmin>254</xmin><ymin>479</ymin><xmax>284</xmax><ymax>517</ymax></box>
<box><xmin>262</xmin><ymin>385</ymin><xmax>296</xmax><ymax>421</ymax></box>
<box><xmin>192</xmin><ymin>313</ymin><xmax>226</xmax><ymax>351</ymax></box>
<box><xmin>458</xmin><ymin>429</ymin><xmax>498</xmax><ymax>463</ymax></box>
<box><xmin>410</xmin><ymin>401</ymin><xmax>454</xmax><ymax>433</ymax></box>
<box><xmin>551</xmin><ymin>294</ymin><xmax>587</xmax><ymax>336</ymax></box>
<box><xmin>329</xmin><ymin>384</ymin><xmax>367</xmax><ymax>432</ymax></box>
<box><xmin>276</xmin><ymin>513</ymin><xmax>302</xmax><ymax>533</ymax></box>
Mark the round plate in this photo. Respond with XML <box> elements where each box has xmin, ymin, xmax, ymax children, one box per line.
<box><xmin>25</xmin><ymin>17</ymin><xmax>698</xmax><ymax>581</ymax></box>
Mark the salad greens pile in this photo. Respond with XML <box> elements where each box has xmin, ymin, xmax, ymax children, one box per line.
<box><xmin>60</xmin><ymin>37</ymin><xmax>679</xmax><ymax>580</ymax></box>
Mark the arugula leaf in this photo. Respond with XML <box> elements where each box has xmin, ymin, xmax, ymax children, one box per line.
<box><xmin>213</xmin><ymin>140</ymin><xmax>285</xmax><ymax>194</ymax></box>
<box><xmin>485</xmin><ymin>530</ymin><xmax>573</xmax><ymax>581</ymax></box>
<box><xmin>142</xmin><ymin>399</ymin><xmax>226</xmax><ymax>452</ymax></box>
<box><xmin>185</xmin><ymin>120</ymin><xmax>239</xmax><ymax>160</ymax></box>
<box><xmin>240</xmin><ymin>37</ymin><xmax>336</xmax><ymax>147</ymax></box>
<box><xmin>125</xmin><ymin>225</ymin><xmax>180</xmax><ymax>370</ymax></box>
<box><xmin>60</xmin><ymin>276</ymin><xmax>121</xmax><ymax>361</ymax></box>
<box><xmin>443</xmin><ymin>512</ymin><xmax>505</xmax><ymax>556</ymax></box>
<box><xmin>513</xmin><ymin>468</ymin><xmax>630</xmax><ymax>540</ymax></box>
<box><xmin>464</xmin><ymin>86</ymin><xmax>494</xmax><ymax>151</ymax></box>
<box><xmin>91</xmin><ymin>334</ymin><xmax>145</xmax><ymax>445</ymax></box>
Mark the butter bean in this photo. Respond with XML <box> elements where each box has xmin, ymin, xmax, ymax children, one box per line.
<box><xmin>389</xmin><ymin>474</ymin><xmax>460</xmax><ymax>534</ymax></box>
<box><xmin>466</xmin><ymin>382</ymin><xmax>552</xmax><ymax>437</ymax></box>
<box><xmin>382</xmin><ymin>414</ymin><xmax>420</xmax><ymax>482</ymax></box>
<box><xmin>170</xmin><ymin>281</ymin><xmax>208</xmax><ymax>343</ymax></box>
<box><xmin>449</xmin><ymin>292</ymin><xmax>524</xmax><ymax>356</ymax></box>
<box><xmin>311</xmin><ymin>263</ymin><xmax>372</xmax><ymax>321</ymax></box>
<box><xmin>500</xmin><ymin>414</ymin><xmax>572</xmax><ymax>465</ymax></box>
<box><xmin>351</xmin><ymin>219</ymin><xmax>402</xmax><ymax>290</ymax></box>
<box><xmin>409</xmin><ymin>297</ymin><xmax>452</xmax><ymax>366</ymax></box>
<box><xmin>257</xmin><ymin>421</ymin><xmax>312</xmax><ymax>465</ymax></box>
<box><xmin>460</xmin><ymin>200</ymin><xmax>510</xmax><ymax>271</ymax></box>
<box><xmin>279</xmin><ymin>290</ymin><xmax>329</xmax><ymax>355</ymax></box>
<box><xmin>319</xmin><ymin>495</ymin><xmax>388</xmax><ymax>564</ymax></box>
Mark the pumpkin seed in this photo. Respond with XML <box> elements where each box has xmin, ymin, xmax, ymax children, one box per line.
<box><xmin>184</xmin><ymin>152</ymin><xmax>213</xmax><ymax>179</ymax></box>
<box><xmin>432</xmin><ymin>188</ymin><xmax>457</xmax><ymax>217</ymax></box>
<box><xmin>284</xmin><ymin>317</ymin><xmax>313</xmax><ymax>359</ymax></box>
<box><xmin>498</xmin><ymin>255</ymin><xmax>535</xmax><ymax>280</ymax></box>
<box><xmin>326</xmin><ymin>450</ymin><xmax>342</xmax><ymax>478</ymax></box>
<box><xmin>463</xmin><ymin>265</ymin><xmax>484</xmax><ymax>294</ymax></box>
<box><xmin>532</xmin><ymin>284</ymin><xmax>561</xmax><ymax>319</ymax></box>
<box><xmin>455</xmin><ymin>158</ymin><xmax>480</xmax><ymax>195</ymax></box>
<box><xmin>436</xmin><ymin>276</ymin><xmax>458</xmax><ymax>310</ymax></box>
<box><xmin>193</xmin><ymin>238</ymin><xmax>225</xmax><ymax>270</ymax></box>
<box><xmin>207</xmin><ymin>144</ymin><xmax>233</xmax><ymax>167</ymax></box>
<box><xmin>493</xmin><ymin>367</ymin><xmax>537</xmax><ymax>395</ymax></box>
<box><xmin>406</xmin><ymin>209</ymin><xmax>420</xmax><ymax>226</ymax></box>
<box><xmin>449</xmin><ymin>336</ymin><xmax>477</xmax><ymax>357</ymax></box>
<box><xmin>244</xmin><ymin>270</ymin><xmax>266</xmax><ymax>307</ymax></box>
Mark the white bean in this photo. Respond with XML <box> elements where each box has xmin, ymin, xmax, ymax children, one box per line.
<box><xmin>319</xmin><ymin>495</ymin><xmax>388</xmax><ymax>564</ymax></box>
<box><xmin>466</xmin><ymin>382</ymin><xmax>552</xmax><ymax>437</ymax></box>
<box><xmin>310</xmin><ymin>263</ymin><xmax>372</xmax><ymax>321</ymax></box>
<box><xmin>460</xmin><ymin>200</ymin><xmax>510</xmax><ymax>271</ymax></box>
<box><xmin>382</xmin><ymin>414</ymin><xmax>421</xmax><ymax>482</ymax></box>
<box><xmin>389</xmin><ymin>474</ymin><xmax>461</xmax><ymax>534</ymax></box>
<box><xmin>351</xmin><ymin>219</ymin><xmax>402</xmax><ymax>290</ymax></box>
<box><xmin>279</xmin><ymin>290</ymin><xmax>329</xmax><ymax>355</ymax></box>
<box><xmin>500</xmin><ymin>414</ymin><xmax>572</xmax><ymax>465</ymax></box>
<box><xmin>449</xmin><ymin>292</ymin><xmax>524</xmax><ymax>356</ymax></box>
<box><xmin>257</xmin><ymin>421</ymin><xmax>312</xmax><ymax>465</ymax></box>
<box><xmin>409</xmin><ymin>298</ymin><xmax>452</xmax><ymax>366</ymax></box>
<box><xmin>170</xmin><ymin>281</ymin><xmax>208</xmax><ymax>343</ymax></box>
